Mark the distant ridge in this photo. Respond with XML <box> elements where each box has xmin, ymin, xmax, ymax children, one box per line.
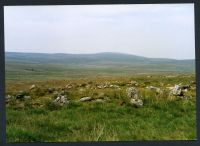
<box><xmin>5</xmin><ymin>52</ymin><xmax>195</xmax><ymax>73</ymax></box>
<box><xmin>5</xmin><ymin>51</ymin><xmax>194</xmax><ymax>61</ymax></box>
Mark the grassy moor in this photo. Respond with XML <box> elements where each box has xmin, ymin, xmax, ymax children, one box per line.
<box><xmin>5</xmin><ymin>52</ymin><xmax>196</xmax><ymax>142</ymax></box>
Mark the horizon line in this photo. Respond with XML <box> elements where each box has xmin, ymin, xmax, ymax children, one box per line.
<box><xmin>5</xmin><ymin>51</ymin><xmax>195</xmax><ymax>60</ymax></box>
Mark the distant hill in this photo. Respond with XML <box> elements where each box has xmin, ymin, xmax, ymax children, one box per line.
<box><xmin>5</xmin><ymin>52</ymin><xmax>195</xmax><ymax>81</ymax></box>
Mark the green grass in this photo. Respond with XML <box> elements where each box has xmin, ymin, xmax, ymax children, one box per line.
<box><xmin>6</xmin><ymin>97</ymin><xmax>196</xmax><ymax>142</ymax></box>
<box><xmin>6</xmin><ymin>75</ymin><xmax>196</xmax><ymax>142</ymax></box>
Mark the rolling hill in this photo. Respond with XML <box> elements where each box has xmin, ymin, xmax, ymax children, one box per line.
<box><xmin>5</xmin><ymin>52</ymin><xmax>195</xmax><ymax>81</ymax></box>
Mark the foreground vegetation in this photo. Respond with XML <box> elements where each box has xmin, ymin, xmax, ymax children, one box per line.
<box><xmin>6</xmin><ymin>75</ymin><xmax>196</xmax><ymax>142</ymax></box>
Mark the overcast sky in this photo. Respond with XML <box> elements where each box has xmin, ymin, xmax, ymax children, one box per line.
<box><xmin>4</xmin><ymin>4</ymin><xmax>195</xmax><ymax>59</ymax></box>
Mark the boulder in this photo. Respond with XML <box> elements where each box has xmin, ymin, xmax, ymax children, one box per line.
<box><xmin>16</xmin><ymin>91</ymin><xmax>27</xmax><ymax>99</ymax></box>
<box><xmin>126</xmin><ymin>87</ymin><xmax>139</xmax><ymax>99</ymax></box>
<box><xmin>29</xmin><ymin>84</ymin><xmax>36</xmax><ymax>90</ymax></box>
<box><xmin>130</xmin><ymin>98</ymin><xmax>143</xmax><ymax>107</ymax></box>
<box><xmin>181</xmin><ymin>85</ymin><xmax>191</xmax><ymax>90</ymax></box>
<box><xmin>48</xmin><ymin>88</ymin><xmax>55</xmax><ymax>93</ymax></box>
<box><xmin>24</xmin><ymin>96</ymin><xmax>31</xmax><ymax>99</ymax></box>
<box><xmin>53</xmin><ymin>95</ymin><xmax>68</xmax><ymax>106</ymax></box>
<box><xmin>129</xmin><ymin>81</ymin><xmax>139</xmax><ymax>86</ymax></box>
<box><xmin>79</xmin><ymin>96</ymin><xmax>93</xmax><ymax>102</ymax></box>
<box><xmin>171</xmin><ymin>85</ymin><xmax>184</xmax><ymax>96</ymax></box>
<box><xmin>65</xmin><ymin>84</ymin><xmax>73</xmax><ymax>89</ymax></box>
<box><xmin>6</xmin><ymin>95</ymin><xmax>12</xmax><ymax>103</ymax></box>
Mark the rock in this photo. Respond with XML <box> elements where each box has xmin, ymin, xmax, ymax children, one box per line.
<box><xmin>171</xmin><ymin>85</ymin><xmax>184</xmax><ymax>96</ymax></box>
<box><xmin>48</xmin><ymin>88</ymin><xmax>55</xmax><ymax>93</ymax></box>
<box><xmin>79</xmin><ymin>96</ymin><xmax>93</xmax><ymax>102</ymax></box>
<box><xmin>86</xmin><ymin>84</ymin><xmax>91</xmax><ymax>89</ymax></box>
<box><xmin>181</xmin><ymin>85</ymin><xmax>191</xmax><ymax>90</ymax></box>
<box><xmin>53</xmin><ymin>95</ymin><xmax>68</xmax><ymax>106</ymax></box>
<box><xmin>6</xmin><ymin>95</ymin><xmax>12</xmax><ymax>99</ymax></box>
<box><xmin>97</xmin><ymin>84</ymin><xmax>104</xmax><ymax>89</ymax></box>
<box><xmin>24</xmin><ymin>96</ymin><xmax>31</xmax><ymax>99</ymax></box>
<box><xmin>126</xmin><ymin>87</ymin><xmax>139</xmax><ymax>99</ymax></box>
<box><xmin>130</xmin><ymin>98</ymin><xmax>143</xmax><ymax>107</ymax></box>
<box><xmin>59</xmin><ymin>91</ymin><xmax>66</xmax><ymax>96</ymax></box>
<box><xmin>6</xmin><ymin>95</ymin><xmax>12</xmax><ymax>103</ymax></box>
<box><xmin>79</xmin><ymin>83</ymin><xmax>87</xmax><ymax>87</ymax></box>
<box><xmin>29</xmin><ymin>84</ymin><xmax>36</xmax><ymax>90</ymax></box>
<box><xmin>190</xmin><ymin>81</ymin><xmax>196</xmax><ymax>85</ymax></box>
<box><xmin>53</xmin><ymin>91</ymin><xmax>59</xmax><ymax>95</ymax></box>
<box><xmin>65</xmin><ymin>84</ymin><xmax>73</xmax><ymax>89</ymax></box>
<box><xmin>129</xmin><ymin>81</ymin><xmax>139</xmax><ymax>86</ymax></box>
<box><xmin>16</xmin><ymin>91</ymin><xmax>27</xmax><ymax>99</ymax></box>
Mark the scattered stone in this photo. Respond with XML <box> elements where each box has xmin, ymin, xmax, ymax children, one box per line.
<box><xmin>6</xmin><ymin>95</ymin><xmax>12</xmax><ymax>103</ymax></box>
<box><xmin>24</xmin><ymin>96</ymin><xmax>31</xmax><ymax>99</ymax></box>
<box><xmin>16</xmin><ymin>91</ymin><xmax>27</xmax><ymax>99</ymax></box>
<box><xmin>190</xmin><ymin>81</ymin><xmax>196</xmax><ymax>85</ymax></box>
<box><xmin>65</xmin><ymin>84</ymin><xmax>73</xmax><ymax>89</ymax></box>
<box><xmin>79</xmin><ymin>96</ymin><xmax>93</xmax><ymax>102</ymax></box>
<box><xmin>53</xmin><ymin>91</ymin><xmax>59</xmax><ymax>95</ymax></box>
<box><xmin>53</xmin><ymin>95</ymin><xmax>68</xmax><ymax>106</ymax></box>
<box><xmin>79</xmin><ymin>83</ymin><xmax>87</xmax><ymax>87</ymax></box>
<box><xmin>29</xmin><ymin>84</ymin><xmax>36</xmax><ymax>90</ymax></box>
<box><xmin>48</xmin><ymin>88</ymin><xmax>55</xmax><ymax>93</ymax></box>
<box><xmin>170</xmin><ymin>85</ymin><xmax>184</xmax><ymax>96</ymax></box>
<box><xmin>6</xmin><ymin>95</ymin><xmax>12</xmax><ymax>100</ymax></box>
<box><xmin>126</xmin><ymin>87</ymin><xmax>139</xmax><ymax>99</ymax></box>
<box><xmin>129</xmin><ymin>81</ymin><xmax>139</xmax><ymax>86</ymax></box>
<box><xmin>181</xmin><ymin>85</ymin><xmax>191</xmax><ymax>90</ymax></box>
<box><xmin>85</xmin><ymin>84</ymin><xmax>91</xmax><ymax>89</ymax></box>
<box><xmin>60</xmin><ymin>91</ymin><xmax>65</xmax><ymax>95</ymax></box>
<box><xmin>130</xmin><ymin>98</ymin><xmax>143</xmax><ymax>107</ymax></box>
<box><xmin>97</xmin><ymin>84</ymin><xmax>104</xmax><ymax>89</ymax></box>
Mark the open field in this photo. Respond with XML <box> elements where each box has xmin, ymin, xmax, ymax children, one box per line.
<box><xmin>5</xmin><ymin>52</ymin><xmax>196</xmax><ymax>142</ymax></box>
<box><xmin>6</xmin><ymin>75</ymin><xmax>196</xmax><ymax>142</ymax></box>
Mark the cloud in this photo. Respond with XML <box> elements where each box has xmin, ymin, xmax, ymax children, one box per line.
<box><xmin>4</xmin><ymin>4</ymin><xmax>195</xmax><ymax>59</ymax></box>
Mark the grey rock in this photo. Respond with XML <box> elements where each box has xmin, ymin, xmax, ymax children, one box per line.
<box><xmin>130</xmin><ymin>98</ymin><xmax>143</xmax><ymax>107</ymax></box>
<box><xmin>16</xmin><ymin>91</ymin><xmax>27</xmax><ymax>99</ymax></box>
<box><xmin>48</xmin><ymin>88</ymin><xmax>55</xmax><ymax>93</ymax></box>
<box><xmin>24</xmin><ymin>96</ymin><xmax>31</xmax><ymax>99</ymax></box>
<box><xmin>6</xmin><ymin>95</ymin><xmax>12</xmax><ymax>99</ymax></box>
<box><xmin>181</xmin><ymin>85</ymin><xmax>191</xmax><ymax>90</ymax></box>
<box><xmin>53</xmin><ymin>95</ymin><xmax>68</xmax><ymax>106</ymax></box>
<box><xmin>126</xmin><ymin>87</ymin><xmax>139</xmax><ymax>99</ymax></box>
<box><xmin>79</xmin><ymin>96</ymin><xmax>93</xmax><ymax>102</ymax></box>
<box><xmin>170</xmin><ymin>85</ymin><xmax>184</xmax><ymax>96</ymax></box>
<box><xmin>29</xmin><ymin>84</ymin><xmax>36</xmax><ymax>90</ymax></box>
<box><xmin>65</xmin><ymin>84</ymin><xmax>73</xmax><ymax>89</ymax></box>
<box><xmin>129</xmin><ymin>81</ymin><xmax>139</xmax><ymax>86</ymax></box>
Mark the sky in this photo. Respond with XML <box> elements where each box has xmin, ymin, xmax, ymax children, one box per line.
<box><xmin>4</xmin><ymin>4</ymin><xmax>195</xmax><ymax>59</ymax></box>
